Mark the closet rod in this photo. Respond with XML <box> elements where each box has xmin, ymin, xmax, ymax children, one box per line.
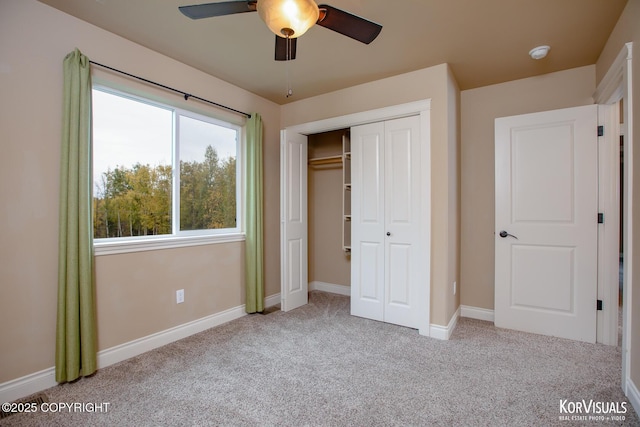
<box><xmin>89</xmin><ymin>60</ymin><xmax>252</xmax><ymax>119</ymax></box>
<box><xmin>308</xmin><ymin>155</ymin><xmax>343</xmax><ymax>166</ymax></box>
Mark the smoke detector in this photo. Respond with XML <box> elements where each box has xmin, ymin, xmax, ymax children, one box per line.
<box><xmin>529</xmin><ymin>45</ymin><xmax>550</xmax><ymax>60</ymax></box>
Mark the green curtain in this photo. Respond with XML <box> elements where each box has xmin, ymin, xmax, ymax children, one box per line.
<box><xmin>55</xmin><ymin>49</ymin><xmax>97</xmax><ymax>383</ymax></box>
<box><xmin>245</xmin><ymin>113</ymin><xmax>265</xmax><ymax>313</ymax></box>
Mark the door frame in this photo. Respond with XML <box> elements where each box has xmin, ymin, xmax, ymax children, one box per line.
<box><xmin>281</xmin><ymin>99</ymin><xmax>432</xmax><ymax>335</ymax></box>
<box><xmin>593</xmin><ymin>42</ymin><xmax>633</xmax><ymax>396</ymax></box>
<box><xmin>596</xmin><ymin>101</ymin><xmax>620</xmax><ymax>347</ymax></box>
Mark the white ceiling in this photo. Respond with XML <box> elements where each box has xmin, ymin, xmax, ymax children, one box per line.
<box><xmin>37</xmin><ymin>0</ymin><xmax>628</xmax><ymax>104</ymax></box>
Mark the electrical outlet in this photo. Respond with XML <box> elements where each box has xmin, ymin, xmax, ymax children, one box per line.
<box><xmin>176</xmin><ymin>289</ymin><xmax>184</xmax><ymax>304</ymax></box>
<box><xmin>453</xmin><ymin>281</ymin><xmax>457</xmax><ymax>295</ymax></box>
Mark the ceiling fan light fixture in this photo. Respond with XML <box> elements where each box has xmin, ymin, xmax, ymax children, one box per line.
<box><xmin>257</xmin><ymin>0</ymin><xmax>319</xmax><ymax>38</ymax></box>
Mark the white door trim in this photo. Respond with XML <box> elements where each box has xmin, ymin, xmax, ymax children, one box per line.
<box><xmin>286</xmin><ymin>100</ymin><xmax>431</xmax><ymax>135</ymax></box>
<box><xmin>593</xmin><ymin>42</ymin><xmax>633</xmax><ymax>397</ymax></box>
<box><xmin>596</xmin><ymin>103</ymin><xmax>620</xmax><ymax>346</ymax></box>
<box><xmin>282</xmin><ymin>99</ymin><xmax>432</xmax><ymax>335</ymax></box>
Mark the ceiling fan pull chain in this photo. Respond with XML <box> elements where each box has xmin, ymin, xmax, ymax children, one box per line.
<box><xmin>285</xmin><ymin>35</ymin><xmax>293</xmax><ymax>98</ymax></box>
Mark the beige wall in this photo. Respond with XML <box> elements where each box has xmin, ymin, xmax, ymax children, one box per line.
<box><xmin>459</xmin><ymin>66</ymin><xmax>596</xmax><ymax>310</ymax></box>
<box><xmin>308</xmin><ymin>131</ymin><xmax>351</xmax><ymax>287</ymax></box>
<box><xmin>596</xmin><ymin>0</ymin><xmax>640</xmax><ymax>401</ymax></box>
<box><xmin>596</xmin><ymin>0</ymin><xmax>640</xmax><ymax>85</ymax></box>
<box><xmin>282</xmin><ymin>64</ymin><xmax>461</xmax><ymax>327</ymax></box>
<box><xmin>95</xmin><ymin>244</ymin><xmax>244</xmax><ymax>350</ymax></box>
<box><xmin>0</xmin><ymin>0</ymin><xmax>281</xmax><ymax>383</ymax></box>
<box><xmin>446</xmin><ymin>66</ymin><xmax>461</xmax><ymax>321</ymax></box>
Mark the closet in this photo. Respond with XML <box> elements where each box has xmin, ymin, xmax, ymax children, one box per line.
<box><xmin>350</xmin><ymin>115</ymin><xmax>428</xmax><ymax>330</ymax></box>
<box><xmin>281</xmin><ymin>100</ymin><xmax>431</xmax><ymax>333</ymax></box>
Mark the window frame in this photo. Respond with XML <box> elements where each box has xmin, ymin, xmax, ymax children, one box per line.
<box><xmin>91</xmin><ymin>84</ymin><xmax>245</xmax><ymax>256</ymax></box>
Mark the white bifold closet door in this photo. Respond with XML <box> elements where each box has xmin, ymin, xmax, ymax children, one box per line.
<box><xmin>350</xmin><ymin>115</ymin><xmax>424</xmax><ymax>329</ymax></box>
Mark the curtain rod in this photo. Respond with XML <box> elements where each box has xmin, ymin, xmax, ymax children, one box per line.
<box><xmin>89</xmin><ymin>60</ymin><xmax>251</xmax><ymax>119</ymax></box>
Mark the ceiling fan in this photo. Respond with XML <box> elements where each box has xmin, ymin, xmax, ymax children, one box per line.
<box><xmin>179</xmin><ymin>0</ymin><xmax>383</xmax><ymax>61</ymax></box>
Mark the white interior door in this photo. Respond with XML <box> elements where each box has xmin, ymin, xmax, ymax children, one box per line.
<box><xmin>280</xmin><ymin>130</ymin><xmax>308</xmax><ymax>311</ymax></box>
<box><xmin>495</xmin><ymin>105</ymin><xmax>598</xmax><ymax>343</ymax></box>
<box><xmin>351</xmin><ymin>116</ymin><xmax>423</xmax><ymax>329</ymax></box>
<box><xmin>383</xmin><ymin>116</ymin><xmax>423</xmax><ymax>328</ymax></box>
<box><xmin>351</xmin><ymin>121</ymin><xmax>385</xmax><ymax>321</ymax></box>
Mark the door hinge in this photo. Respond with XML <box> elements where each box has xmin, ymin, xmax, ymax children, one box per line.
<box><xmin>597</xmin><ymin>300</ymin><xmax>603</xmax><ymax>311</ymax></box>
<box><xmin>598</xmin><ymin>213</ymin><xmax>604</xmax><ymax>224</ymax></box>
<box><xmin>598</xmin><ymin>125</ymin><xmax>604</xmax><ymax>137</ymax></box>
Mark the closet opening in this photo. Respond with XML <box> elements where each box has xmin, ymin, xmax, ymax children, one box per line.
<box><xmin>307</xmin><ymin>129</ymin><xmax>351</xmax><ymax>295</ymax></box>
<box><xmin>618</xmin><ymin>98</ymin><xmax>624</xmax><ymax>347</ymax></box>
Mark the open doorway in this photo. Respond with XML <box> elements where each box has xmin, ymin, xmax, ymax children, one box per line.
<box><xmin>619</xmin><ymin>99</ymin><xmax>625</xmax><ymax>346</ymax></box>
<box><xmin>592</xmin><ymin>42</ymin><xmax>632</xmax><ymax>394</ymax></box>
<box><xmin>307</xmin><ymin>129</ymin><xmax>351</xmax><ymax>295</ymax></box>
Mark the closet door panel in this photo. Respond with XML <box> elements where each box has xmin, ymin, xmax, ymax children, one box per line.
<box><xmin>351</xmin><ymin>122</ymin><xmax>385</xmax><ymax>322</ymax></box>
<box><xmin>361</xmin><ymin>135</ymin><xmax>382</xmax><ymax>222</ymax></box>
<box><xmin>359</xmin><ymin>241</ymin><xmax>384</xmax><ymax>301</ymax></box>
<box><xmin>281</xmin><ymin>131</ymin><xmax>308</xmax><ymax>311</ymax></box>
<box><xmin>387</xmin><ymin>243</ymin><xmax>411</xmax><ymax>305</ymax></box>
<box><xmin>386</xmin><ymin>128</ymin><xmax>413</xmax><ymax>223</ymax></box>
<box><xmin>351</xmin><ymin>115</ymin><xmax>423</xmax><ymax>330</ymax></box>
<box><xmin>384</xmin><ymin>116</ymin><xmax>422</xmax><ymax>329</ymax></box>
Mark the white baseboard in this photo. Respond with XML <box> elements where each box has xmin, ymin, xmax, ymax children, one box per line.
<box><xmin>97</xmin><ymin>304</ymin><xmax>248</xmax><ymax>369</ymax></box>
<box><xmin>265</xmin><ymin>292</ymin><xmax>281</xmax><ymax>308</ymax></box>
<box><xmin>429</xmin><ymin>307</ymin><xmax>460</xmax><ymax>340</ymax></box>
<box><xmin>0</xmin><ymin>367</ymin><xmax>57</xmax><ymax>405</ymax></box>
<box><xmin>460</xmin><ymin>305</ymin><xmax>495</xmax><ymax>322</ymax></box>
<box><xmin>627</xmin><ymin>377</ymin><xmax>640</xmax><ymax>419</ymax></box>
<box><xmin>0</xmin><ymin>294</ymin><xmax>280</xmax><ymax>404</ymax></box>
<box><xmin>309</xmin><ymin>281</ymin><xmax>350</xmax><ymax>296</ymax></box>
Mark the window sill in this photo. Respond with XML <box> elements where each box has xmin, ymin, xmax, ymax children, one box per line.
<box><xmin>94</xmin><ymin>233</ymin><xmax>245</xmax><ymax>256</ymax></box>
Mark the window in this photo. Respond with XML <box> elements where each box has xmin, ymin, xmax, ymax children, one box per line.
<box><xmin>92</xmin><ymin>86</ymin><xmax>242</xmax><ymax>252</ymax></box>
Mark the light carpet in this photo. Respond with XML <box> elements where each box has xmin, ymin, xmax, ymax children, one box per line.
<box><xmin>2</xmin><ymin>291</ymin><xmax>637</xmax><ymax>426</ymax></box>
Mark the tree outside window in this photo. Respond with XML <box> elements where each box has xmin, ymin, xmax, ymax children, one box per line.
<box><xmin>92</xmin><ymin>87</ymin><xmax>240</xmax><ymax>240</ymax></box>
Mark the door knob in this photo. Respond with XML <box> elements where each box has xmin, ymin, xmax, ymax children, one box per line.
<box><xmin>386</xmin><ymin>232</ymin><xmax>391</xmax><ymax>236</ymax></box>
<box><xmin>499</xmin><ymin>230</ymin><xmax>518</xmax><ymax>239</ymax></box>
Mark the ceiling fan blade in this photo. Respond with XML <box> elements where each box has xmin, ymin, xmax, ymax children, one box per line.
<box><xmin>179</xmin><ymin>1</ymin><xmax>257</xmax><ymax>20</ymax></box>
<box><xmin>316</xmin><ymin>4</ymin><xmax>382</xmax><ymax>44</ymax></box>
<box><xmin>275</xmin><ymin>35</ymin><xmax>297</xmax><ymax>61</ymax></box>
